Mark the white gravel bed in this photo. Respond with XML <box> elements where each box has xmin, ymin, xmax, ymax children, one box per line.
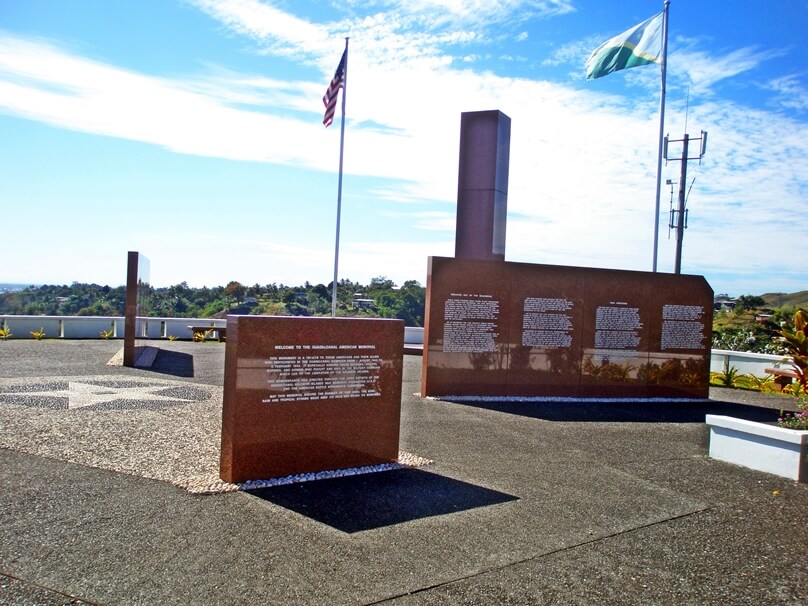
<box><xmin>0</xmin><ymin>374</ymin><xmax>431</xmax><ymax>495</ymax></box>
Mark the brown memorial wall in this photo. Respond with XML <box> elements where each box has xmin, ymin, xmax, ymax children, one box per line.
<box><xmin>421</xmin><ymin>257</ymin><xmax>713</xmax><ymax>399</ymax></box>
<box><xmin>220</xmin><ymin>316</ymin><xmax>404</xmax><ymax>483</ymax></box>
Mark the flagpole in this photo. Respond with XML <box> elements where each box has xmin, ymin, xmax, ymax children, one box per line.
<box><xmin>331</xmin><ymin>37</ymin><xmax>349</xmax><ymax>317</ymax></box>
<box><xmin>652</xmin><ymin>0</ymin><xmax>670</xmax><ymax>272</ymax></box>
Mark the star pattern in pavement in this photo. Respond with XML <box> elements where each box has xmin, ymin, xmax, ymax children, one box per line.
<box><xmin>0</xmin><ymin>379</ymin><xmax>212</xmax><ymax>410</ymax></box>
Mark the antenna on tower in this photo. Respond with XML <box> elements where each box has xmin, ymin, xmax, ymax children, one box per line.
<box><xmin>664</xmin><ymin>127</ymin><xmax>707</xmax><ymax>274</ymax></box>
<box><xmin>684</xmin><ymin>85</ymin><xmax>690</xmax><ymax>134</ymax></box>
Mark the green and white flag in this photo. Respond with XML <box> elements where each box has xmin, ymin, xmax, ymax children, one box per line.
<box><xmin>586</xmin><ymin>12</ymin><xmax>663</xmax><ymax>80</ymax></box>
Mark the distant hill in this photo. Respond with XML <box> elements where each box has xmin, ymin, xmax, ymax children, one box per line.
<box><xmin>761</xmin><ymin>291</ymin><xmax>808</xmax><ymax>309</ymax></box>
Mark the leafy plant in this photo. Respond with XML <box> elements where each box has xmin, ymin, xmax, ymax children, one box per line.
<box><xmin>776</xmin><ymin>307</ymin><xmax>808</xmax><ymax>394</ymax></box>
<box><xmin>193</xmin><ymin>329</ymin><xmax>213</xmax><ymax>342</ymax></box>
<box><xmin>0</xmin><ymin>326</ymin><xmax>11</xmax><ymax>340</ymax></box>
<box><xmin>168</xmin><ymin>335</ymin><xmax>178</xmax><ymax>341</ymax></box>
<box><xmin>709</xmin><ymin>369</ymin><xmax>774</xmax><ymax>391</ymax></box>
<box><xmin>99</xmin><ymin>327</ymin><xmax>114</xmax><ymax>339</ymax></box>
<box><xmin>745</xmin><ymin>373</ymin><xmax>776</xmax><ymax>392</ymax></box>
<box><xmin>30</xmin><ymin>327</ymin><xmax>46</xmax><ymax>340</ymax></box>
<box><xmin>782</xmin><ymin>382</ymin><xmax>806</xmax><ymax>397</ymax></box>
<box><xmin>711</xmin><ymin>365</ymin><xmax>742</xmax><ymax>387</ymax></box>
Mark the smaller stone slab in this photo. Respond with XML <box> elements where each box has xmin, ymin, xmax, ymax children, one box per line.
<box><xmin>123</xmin><ymin>251</ymin><xmax>150</xmax><ymax>367</ymax></box>
<box><xmin>220</xmin><ymin>316</ymin><xmax>404</xmax><ymax>483</ymax></box>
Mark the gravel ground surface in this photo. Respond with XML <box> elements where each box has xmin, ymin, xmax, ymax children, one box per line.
<box><xmin>1</xmin><ymin>340</ymin><xmax>806</xmax><ymax>605</ymax></box>
<box><xmin>0</xmin><ymin>341</ymin><xmax>802</xmax><ymax>495</ymax></box>
<box><xmin>0</xmin><ymin>373</ymin><xmax>223</xmax><ymax>491</ymax></box>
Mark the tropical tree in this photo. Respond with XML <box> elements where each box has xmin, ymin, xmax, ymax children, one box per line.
<box><xmin>224</xmin><ymin>281</ymin><xmax>246</xmax><ymax>304</ymax></box>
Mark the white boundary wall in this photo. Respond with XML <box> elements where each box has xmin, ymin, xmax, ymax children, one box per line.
<box><xmin>0</xmin><ymin>318</ymin><xmax>789</xmax><ymax>369</ymax></box>
<box><xmin>0</xmin><ymin>315</ymin><xmax>224</xmax><ymax>341</ymax></box>
<box><xmin>710</xmin><ymin>348</ymin><xmax>788</xmax><ymax>377</ymax></box>
<box><xmin>0</xmin><ymin>315</ymin><xmax>426</xmax><ymax>345</ymax></box>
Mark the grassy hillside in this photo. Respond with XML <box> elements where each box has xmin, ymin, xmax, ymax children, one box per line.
<box><xmin>761</xmin><ymin>291</ymin><xmax>808</xmax><ymax>309</ymax></box>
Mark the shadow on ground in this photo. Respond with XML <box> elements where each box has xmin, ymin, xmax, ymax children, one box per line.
<box><xmin>441</xmin><ymin>399</ymin><xmax>783</xmax><ymax>423</ymax></box>
<box><xmin>247</xmin><ymin>468</ymin><xmax>519</xmax><ymax>533</ymax></box>
<box><xmin>149</xmin><ymin>350</ymin><xmax>196</xmax><ymax>378</ymax></box>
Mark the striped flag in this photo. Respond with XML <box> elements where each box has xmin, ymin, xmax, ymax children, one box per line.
<box><xmin>322</xmin><ymin>50</ymin><xmax>346</xmax><ymax>127</ymax></box>
<box><xmin>586</xmin><ymin>12</ymin><xmax>663</xmax><ymax>80</ymax></box>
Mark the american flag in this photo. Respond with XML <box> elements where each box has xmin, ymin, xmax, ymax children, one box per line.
<box><xmin>322</xmin><ymin>50</ymin><xmax>346</xmax><ymax>128</ymax></box>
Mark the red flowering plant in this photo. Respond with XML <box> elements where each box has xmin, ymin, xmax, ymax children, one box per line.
<box><xmin>776</xmin><ymin>308</ymin><xmax>808</xmax><ymax>430</ymax></box>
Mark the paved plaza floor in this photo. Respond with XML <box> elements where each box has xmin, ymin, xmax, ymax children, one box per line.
<box><xmin>1</xmin><ymin>340</ymin><xmax>806</xmax><ymax>605</ymax></box>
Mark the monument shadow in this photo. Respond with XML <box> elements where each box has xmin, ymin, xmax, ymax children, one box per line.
<box><xmin>439</xmin><ymin>398</ymin><xmax>782</xmax><ymax>424</ymax></box>
<box><xmin>247</xmin><ymin>467</ymin><xmax>519</xmax><ymax>533</ymax></box>
<box><xmin>149</xmin><ymin>349</ymin><xmax>196</xmax><ymax>378</ymax></box>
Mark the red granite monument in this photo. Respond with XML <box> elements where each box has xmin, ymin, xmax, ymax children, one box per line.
<box><xmin>455</xmin><ymin>110</ymin><xmax>510</xmax><ymax>262</ymax></box>
<box><xmin>123</xmin><ymin>251</ymin><xmax>149</xmax><ymax>367</ymax></box>
<box><xmin>220</xmin><ymin>316</ymin><xmax>405</xmax><ymax>483</ymax></box>
<box><xmin>421</xmin><ymin>257</ymin><xmax>713</xmax><ymax>399</ymax></box>
<box><xmin>422</xmin><ymin>109</ymin><xmax>713</xmax><ymax>400</ymax></box>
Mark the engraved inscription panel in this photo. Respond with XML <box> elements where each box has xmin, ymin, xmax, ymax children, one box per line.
<box><xmin>443</xmin><ymin>294</ymin><xmax>501</xmax><ymax>353</ymax></box>
<box><xmin>594</xmin><ymin>304</ymin><xmax>643</xmax><ymax>350</ymax></box>
<box><xmin>521</xmin><ymin>297</ymin><xmax>575</xmax><ymax>349</ymax></box>
<box><xmin>220</xmin><ymin>316</ymin><xmax>404</xmax><ymax>483</ymax></box>
<box><xmin>261</xmin><ymin>350</ymin><xmax>382</xmax><ymax>403</ymax></box>
<box><xmin>661</xmin><ymin>304</ymin><xmax>708</xmax><ymax>351</ymax></box>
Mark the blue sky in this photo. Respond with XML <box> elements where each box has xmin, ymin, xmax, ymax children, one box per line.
<box><xmin>1</xmin><ymin>0</ymin><xmax>806</xmax><ymax>296</ymax></box>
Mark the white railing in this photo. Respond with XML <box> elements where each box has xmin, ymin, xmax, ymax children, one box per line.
<box><xmin>0</xmin><ymin>315</ymin><xmax>425</xmax><ymax>345</ymax></box>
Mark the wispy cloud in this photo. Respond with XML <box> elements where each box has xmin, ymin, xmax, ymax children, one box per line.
<box><xmin>346</xmin><ymin>0</ymin><xmax>575</xmax><ymax>27</ymax></box>
<box><xmin>765</xmin><ymin>73</ymin><xmax>808</xmax><ymax>112</ymax></box>
<box><xmin>541</xmin><ymin>36</ymin><xmax>600</xmax><ymax>67</ymax></box>
<box><xmin>191</xmin><ymin>0</ymin><xmax>330</xmax><ymax>56</ymax></box>
<box><xmin>0</xmin><ymin>34</ymin><xmax>340</xmax><ymax>170</ymax></box>
<box><xmin>192</xmin><ymin>0</ymin><xmax>572</xmax><ymax>73</ymax></box>
<box><xmin>670</xmin><ymin>37</ymin><xmax>786</xmax><ymax>94</ymax></box>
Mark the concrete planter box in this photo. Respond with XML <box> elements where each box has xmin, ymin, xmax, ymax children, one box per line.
<box><xmin>706</xmin><ymin>414</ymin><xmax>808</xmax><ymax>482</ymax></box>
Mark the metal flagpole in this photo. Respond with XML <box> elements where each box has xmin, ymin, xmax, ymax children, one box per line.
<box><xmin>652</xmin><ymin>0</ymin><xmax>670</xmax><ymax>272</ymax></box>
<box><xmin>331</xmin><ymin>38</ymin><xmax>349</xmax><ymax>317</ymax></box>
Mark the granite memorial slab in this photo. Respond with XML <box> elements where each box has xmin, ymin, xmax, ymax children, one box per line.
<box><xmin>422</xmin><ymin>256</ymin><xmax>712</xmax><ymax>399</ymax></box>
<box><xmin>220</xmin><ymin>316</ymin><xmax>404</xmax><ymax>483</ymax></box>
<box><xmin>507</xmin><ymin>262</ymin><xmax>586</xmax><ymax>397</ymax></box>
<box><xmin>421</xmin><ymin>257</ymin><xmax>511</xmax><ymax>396</ymax></box>
<box><xmin>645</xmin><ymin>279</ymin><xmax>713</xmax><ymax>399</ymax></box>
